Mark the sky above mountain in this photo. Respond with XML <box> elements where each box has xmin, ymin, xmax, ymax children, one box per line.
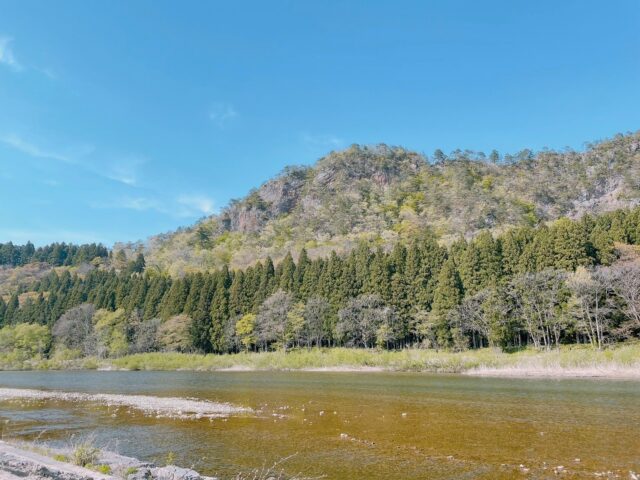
<box><xmin>0</xmin><ymin>0</ymin><xmax>638</xmax><ymax>246</ymax></box>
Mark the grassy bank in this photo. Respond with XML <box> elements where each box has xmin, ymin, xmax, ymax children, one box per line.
<box><xmin>1</xmin><ymin>344</ymin><xmax>639</xmax><ymax>377</ymax></box>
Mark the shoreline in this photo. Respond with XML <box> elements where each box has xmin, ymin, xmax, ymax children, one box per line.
<box><xmin>1</xmin><ymin>345</ymin><xmax>639</xmax><ymax>380</ymax></box>
<box><xmin>198</xmin><ymin>364</ymin><xmax>640</xmax><ymax>378</ymax></box>
<box><xmin>0</xmin><ymin>440</ymin><xmax>215</xmax><ymax>480</ymax></box>
<box><xmin>463</xmin><ymin>366</ymin><xmax>640</xmax><ymax>379</ymax></box>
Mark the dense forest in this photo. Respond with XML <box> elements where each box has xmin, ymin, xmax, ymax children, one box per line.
<box><xmin>1</xmin><ymin>206</ymin><xmax>640</xmax><ymax>362</ymax></box>
<box><xmin>0</xmin><ymin>242</ymin><xmax>108</xmax><ymax>268</ymax></box>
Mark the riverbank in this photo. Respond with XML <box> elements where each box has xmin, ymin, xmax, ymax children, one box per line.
<box><xmin>1</xmin><ymin>344</ymin><xmax>639</xmax><ymax>378</ymax></box>
<box><xmin>0</xmin><ymin>440</ymin><xmax>218</xmax><ymax>480</ymax></box>
<box><xmin>0</xmin><ymin>440</ymin><xmax>318</xmax><ymax>480</ymax></box>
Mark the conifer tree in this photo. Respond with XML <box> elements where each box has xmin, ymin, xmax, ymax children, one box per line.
<box><xmin>431</xmin><ymin>258</ymin><xmax>464</xmax><ymax>346</ymax></box>
<box><xmin>278</xmin><ymin>252</ymin><xmax>296</xmax><ymax>293</ymax></box>
<box><xmin>294</xmin><ymin>248</ymin><xmax>310</xmax><ymax>295</ymax></box>
<box><xmin>299</xmin><ymin>258</ymin><xmax>322</xmax><ymax>301</ymax></box>
<box><xmin>340</xmin><ymin>254</ymin><xmax>361</xmax><ymax>300</ymax></box>
<box><xmin>5</xmin><ymin>293</ymin><xmax>19</xmax><ymax>324</ymax></box>
<box><xmin>159</xmin><ymin>278</ymin><xmax>189</xmax><ymax>319</ymax></box>
<box><xmin>367</xmin><ymin>248</ymin><xmax>390</xmax><ymax>301</ymax></box>
<box><xmin>551</xmin><ymin>218</ymin><xmax>592</xmax><ymax>270</ymax></box>
<box><xmin>254</xmin><ymin>258</ymin><xmax>275</xmax><ymax>309</ymax></box>
<box><xmin>210</xmin><ymin>268</ymin><xmax>231</xmax><ymax>353</ymax></box>
<box><xmin>320</xmin><ymin>252</ymin><xmax>345</xmax><ymax>305</ymax></box>
<box><xmin>0</xmin><ymin>297</ymin><xmax>6</xmax><ymax>327</ymax></box>
<box><xmin>416</xmin><ymin>233</ymin><xmax>447</xmax><ymax>309</ymax></box>
<box><xmin>190</xmin><ymin>275</ymin><xmax>215</xmax><ymax>352</ymax></box>
<box><xmin>183</xmin><ymin>273</ymin><xmax>204</xmax><ymax>315</ymax></box>
<box><xmin>228</xmin><ymin>270</ymin><xmax>245</xmax><ymax>318</ymax></box>
<box><xmin>459</xmin><ymin>231</ymin><xmax>502</xmax><ymax>294</ymax></box>
<box><xmin>590</xmin><ymin>224</ymin><xmax>616</xmax><ymax>265</ymax></box>
<box><xmin>125</xmin><ymin>277</ymin><xmax>148</xmax><ymax>313</ymax></box>
<box><xmin>353</xmin><ymin>242</ymin><xmax>372</xmax><ymax>293</ymax></box>
<box><xmin>129</xmin><ymin>253</ymin><xmax>146</xmax><ymax>274</ymax></box>
<box><xmin>500</xmin><ymin>227</ymin><xmax>533</xmax><ymax>276</ymax></box>
<box><xmin>142</xmin><ymin>276</ymin><xmax>168</xmax><ymax>320</ymax></box>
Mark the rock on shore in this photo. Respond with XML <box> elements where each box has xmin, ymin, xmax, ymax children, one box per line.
<box><xmin>0</xmin><ymin>441</ymin><xmax>217</xmax><ymax>480</ymax></box>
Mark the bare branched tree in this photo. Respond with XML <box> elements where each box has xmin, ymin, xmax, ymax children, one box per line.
<box><xmin>567</xmin><ymin>267</ymin><xmax>613</xmax><ymax>349</ymax></box>
<box><xmin>605</xmin><ymin>262</ymin><xmax>640</xmax><ymax>335</ymax></box>
<box><xmin>508</xmin><ymin>270</ymin><xmax>569</xmax><ymax>349</ymax></box>
<box><xmin>130</xmin><ymin>317</ymin><xmax>161</xmax><ymax>353</ymax></box>
<box><xmin>448</xmin><ymin>290</ymin><xmax>490</xmax><ymax>349</ymax></box>
<box><xmin>52</xmin><ymin>304</ymin><xmax>96</xmax><ymax>356</ymax></box>
<box><xmin>303</xmin><ymin>296</ymin><xmax>331</xmax><ymax>347</ymax></box>
<box><xmin>256</xmin><ymin>290</ymin><xmax>293</xmax><ymax>351</ymax></box>
<box><xmin>336</xmin><ymin>294</ymin><xmax>397</xmax><ymax>348</ymax></box>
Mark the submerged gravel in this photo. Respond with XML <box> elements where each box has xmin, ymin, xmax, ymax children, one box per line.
<box><xmin>0</xmin><ymin>388</ymin><xmax>250</xmax><ymax>419</ymax></box>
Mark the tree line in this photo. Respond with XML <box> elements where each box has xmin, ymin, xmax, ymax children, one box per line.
<box><xmin>0</xmin><ymin>242</ymin><xmax>109</xmax><ymax>268</ymax></box>
<box><xmin>1</xmin><ymin>207</ymin><xmax>640</xmax><ymax>360</ymax></box>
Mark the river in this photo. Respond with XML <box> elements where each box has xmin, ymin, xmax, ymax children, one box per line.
<box><xmin>0</xmin><ymin>371</ymin><xmax>638</xmax><ymax>479</ymax></box>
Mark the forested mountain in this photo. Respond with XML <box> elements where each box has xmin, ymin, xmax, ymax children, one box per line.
<box><xmin>1</xmin><ymin>204</ymin><xmax>640</xmax><ymax>361</ymax></box>
<box><xmin>2</xmin><ymin>132</ymin><xmax>640</xmax><ymax>365</ymax></box>
<box><xmin>132</xmin><ymin>131</ymin><xmax>640</xmax><ymax>276</ymax></box>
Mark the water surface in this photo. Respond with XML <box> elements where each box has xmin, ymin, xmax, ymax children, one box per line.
<box><xmin>0</xmin><ymin>371</ymin><xmax>637</xmax><ymax>479</ymax></box>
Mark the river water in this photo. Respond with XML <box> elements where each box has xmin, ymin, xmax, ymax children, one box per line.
<box><xmin>0</xmin><ymin>371</ymin><xmax>638</xmax><ymax>479</ymax></box>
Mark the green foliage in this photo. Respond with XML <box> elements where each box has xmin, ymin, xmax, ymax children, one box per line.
<box><xmin>236</xmin><ymin>313</ymin><xmax>256</xmax><ymax>351</ymax></box>
<box><xmin>431</xmin><ymin>258</ymin><xmax>464</xmax><ymax>347</ymax></box>
<box><xmin>3</xmin><ymin>203</ymin><xmax>640</xmax><ymax>359</ymax></box>
<box><xmin>93</xmin><ymin>309</ymin><xmax>129</xmax><ymax>358</ymax></box>
<box><xmin>0</xmin><ymin>241</ymin><xmax>108</xmax><ymax>268</ymax></box>
<box><xmin>0</xmin><ymin>323</ymin><xmax>51</xmax><ymax>361</ymax></box>
<box><xmin>158</xmin><ymin>315</ymin><xmax>193</xmax><ymax>352</ymax></box>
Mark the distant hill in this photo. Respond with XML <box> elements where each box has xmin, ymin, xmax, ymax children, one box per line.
<box><xmin>117</xmin><ymin>132</ymin><xmax>640</xmax><ymax>276</ymax></box>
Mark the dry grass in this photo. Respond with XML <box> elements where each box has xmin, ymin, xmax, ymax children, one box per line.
<box><xmin>2</xmin><ymin>344</ymin><xmax>639</xmax><ymax>377</ymax></box>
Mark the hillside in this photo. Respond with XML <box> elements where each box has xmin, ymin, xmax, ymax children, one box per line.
<box><xmin>127</xmin><ymin>132</ymin><xmax>640</xmax><ymax>276</ymax></box>
<box><xmin>2</xmin><ymin>132</ymin><xmax>640</xmax><ymax>362</ymax></box>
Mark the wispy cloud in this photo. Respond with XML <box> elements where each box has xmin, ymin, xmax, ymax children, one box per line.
<box><xmin>119</xmin><ymin>197</ymin><xmax>161</xmax><ymax>211</ymax></box>
<box><xmin>1</xmin><ymin>133</ymin><xmax>145</xmax><ymax>187</ymax></box>
<box><xmin>208</xmin><ymin>102</ymin><xmax>238</xmax><ymax>127</ymax></box>
<box><xmin>94</xmin><ymin>194</ymin><xmax>215</xmax><ymax>219</ymax></box>
<box><xmin>0</xmin><ymin>37</ymin><xmax>22</xmax><ymax>71</ymax></box>
<box><xmin>301</xmin><ymin>133</ymin><xmax>344</xmax><ymax>149</ymax></box>
<box><xmin>34</xmin><ymin>66</ymin><xmax>57</xmax><ymax>80</ymax></box>
<box><xmin>177</xmin><ymin>194</ymin><xmax>215</xmax><ymax>216</ymax></box>
<box><xmin>105</xmin><ymin>156</ymin><xmax>146</xmax><ymax>186</ymax></box>
<box><xmin>1</xmin><ymin>134</ymin><xmax>72</xmax><ymax>163</ymax></box>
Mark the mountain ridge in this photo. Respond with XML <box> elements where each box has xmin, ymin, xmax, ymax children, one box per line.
<box><xmin>117</xmin><ymin>131</ymin><xmax>640</xmax><ymax>276</ymax></box>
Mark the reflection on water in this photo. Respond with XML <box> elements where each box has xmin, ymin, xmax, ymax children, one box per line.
<box><xmin>0</xmin><ymin>371</ymin><xmax>638</xmax><ymax>479</ymax></box>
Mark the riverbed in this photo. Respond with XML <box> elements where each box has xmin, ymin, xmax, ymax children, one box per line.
<box><xmin>0</xmin><ymin>371</ymin><xmax>638</xmax><ymax>479</ymax></box>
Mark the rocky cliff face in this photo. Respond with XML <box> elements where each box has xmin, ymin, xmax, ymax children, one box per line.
<box><xmin>138</xmin><ymin>132</ymin><xmax>640</xmax><ymax>275</ymax></box>
<box><xmin>220</xmin><ymin>166</ymin><xmax>309</xmax><ymax>234</ymax></box>
<box><xmin>215</xmin><ymin>145</ymin><xmax>424</xmax><ymax>236</ymax></box>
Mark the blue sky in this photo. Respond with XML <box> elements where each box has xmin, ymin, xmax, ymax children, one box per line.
<box><xmin>0</xmin><ymin>0</ymin><xmax>638</xmax><ymax>246</ymax></box>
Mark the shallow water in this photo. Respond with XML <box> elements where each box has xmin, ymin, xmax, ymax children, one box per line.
<box><xmin>0</xmin><ymin>371</ymin><xmax>638</xmax><ymax>479</ymax></box>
